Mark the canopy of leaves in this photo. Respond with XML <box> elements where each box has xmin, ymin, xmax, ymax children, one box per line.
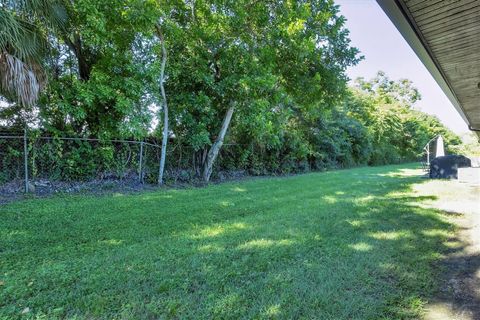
<box><xmin>0</xmin><ymin>0</ymin><xmax>464</xmax><ymax>179</ymax></box>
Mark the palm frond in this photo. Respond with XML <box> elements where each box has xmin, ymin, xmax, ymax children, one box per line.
<box><xmin>0</xmin><ymin>8</ymin><xmax>46</xmax><ymax>60</ymax></box>
<box><xmin>22</xmin><ymin>0</ymin><xmax>68</xmax><ymax>31</ymax></box>
<box><xmin>0</xmin><ymin>0</ymin><xmax>66</xmax><ymax>106</ymax></box>
<box><xmin>0</xmin><ymin>52</ymin><xmax>45</xmax><ymax>107</ymax></box>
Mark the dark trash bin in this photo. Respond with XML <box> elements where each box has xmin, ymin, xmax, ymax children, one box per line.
<box><xmin>429</xmin><ymin>155</ymin><xmax>471</xmax><ymax>179</ymax></box>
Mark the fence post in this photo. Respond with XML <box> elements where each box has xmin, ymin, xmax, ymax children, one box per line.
<box><xmin>138</xmin><ymin>141</ymin><xmax>144</xmax><ymax>183</ymax></box>
<box><xmin>23</xmin><ymin>128</ymin><xmax>29</xmax><ymax>193</ymax></box>
<box><xmin>427</xmin><ymin>144</ymin><xmax>430</xmax><ymax>165</ymax></box>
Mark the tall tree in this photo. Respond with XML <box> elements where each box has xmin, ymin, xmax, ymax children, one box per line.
<box><xmin>39</xmin><ymin>0</ymin><xmax>161</xmax><ymax>137</ymax></box>
<box><xmin>155</xmin><ymin>21</ymin><xmax>169</xmax><ymax>185</ymax></box>
<box><xmin>168</xmin><ymin>0</ymin><xmax>360</xmax><ymax>181</ymax></box>
<box><xmin>354</xmin><ymin>71</ymin><xmax>421</xmax><ymax>107</ymax></box>
<box><xmin>346</xmin><ymin>73</ymin><xmax>460</xmax><ymax>163</ymax></box>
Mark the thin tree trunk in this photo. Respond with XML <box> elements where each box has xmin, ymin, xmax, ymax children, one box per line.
<box><xmin>202</xmin><ymin>106</ymin><xmax>235</xmax><ymax>182</ymax></box>
<box><xmin>63</xmin><ymin>34</ymin><xmax>92</xmax><ymax>81</ymax></box>
<box><xmin>155</xmin><ymin>23</ymin><xmax>169</xmax><ymax>185</ymax></box>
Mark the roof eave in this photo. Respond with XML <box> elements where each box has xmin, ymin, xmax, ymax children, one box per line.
<box><xmin>376</xmin><ymin>0</ymin><xmax>471</xmax><ymax>127</ymax></box>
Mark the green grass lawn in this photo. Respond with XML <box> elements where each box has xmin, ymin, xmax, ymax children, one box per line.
<box><xmin>0</xmin><ymin>164</ymin><xmax>455</xmax><ymax>319</ymax></box>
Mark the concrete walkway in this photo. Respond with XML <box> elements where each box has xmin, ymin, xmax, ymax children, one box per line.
<box><xmin>417</xmin><ymin>176</ymin><xmax>480</xmax><ymax>320</ymax></box>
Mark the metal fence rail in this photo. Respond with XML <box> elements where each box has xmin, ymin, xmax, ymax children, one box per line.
<box><xmin>421</xmin><ymin>135</ymin><xmax>442</xmax><ymax>173</ymax></box>
<box><xmin>0</xmin><ymin>130</ymin><xmax>248</xmax><ymax>198</ymax></box>
<box><xmin>0</xmin><ymin>131</ymin><xmax>162</xmax><ymax>193</ymax></box>
<box><xmin>0</xmin><ymin>132</ymin><xmax>242</xmax><ymax>195</ymax></box>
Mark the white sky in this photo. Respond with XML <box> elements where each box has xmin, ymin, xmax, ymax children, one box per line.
<box><xmin>336</xmin><ymin>0</ymin><xmax>469</xmax><ymax>134</ymax></box>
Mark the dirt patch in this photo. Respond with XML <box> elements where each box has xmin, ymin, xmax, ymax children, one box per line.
<box><xmin>0</xmin><ymin>170</ymin><xmax>252</xmax><ymax>205</ymax></box>
<box><xmin>414</xmin><ymin>179</ymin><xmax>480</xmax><ymax>320</ymax></box>
<box><xmin>0</xmin><ymin>177</ymin><xmax>158</xmax><ymax>205</ymax></box>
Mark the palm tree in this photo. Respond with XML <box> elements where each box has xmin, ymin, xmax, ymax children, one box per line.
<box><xmin>0</xmin><ymin>0</ymin><xmax>66</xmax><ymax>107</ymax></box>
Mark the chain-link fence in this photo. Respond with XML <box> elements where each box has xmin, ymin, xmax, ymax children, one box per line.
<box><xmin>0</xmin><ymin>131</ymin><xmax>162</xmax><ymax>195</ymax></box>
<box><xmin>0</xmin><ymin>132</ymin><xmax>26</xmax><ymax>187</ymax></box>
<box><xmin>0</xmin><ymin>131</ymin><xmax>249</xmax><ymax>199</ymax></box>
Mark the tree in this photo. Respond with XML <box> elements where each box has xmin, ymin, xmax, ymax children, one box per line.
<box><xmin>167</xmin><ymin>0</ymin><xmax>360</xmax><ymax>181</ymax></box>
<box><xmin>202</xmin><ymin>105</ymin><xmax>234</xmax><ymax>181</ymax></box>
<box><xmin>155</xmin><ymin>21</ymin><xmax>169</xmax><ymax>185</ymax></box>
<box><xmin>38</xmin><ymin>0</ymin><xmax>161</xmax><ymax>137</ymax></box>
<box><xmin>354</xmin><ymin>71</ymin><xmax>421</xmax><ymax>107</ymax></box>
<box><xmin>5</xmin><ymin>0</ymin><xmax>462</xmax><ymax>185</ymax></box>
<box><xmin>345</xmin><ymin>73</ymin><xmax>460</xmax><ymax>164</ymax></box>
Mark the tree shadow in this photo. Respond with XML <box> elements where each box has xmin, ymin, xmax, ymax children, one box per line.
<box><xmin>1</xmin><ymin>164</ymin><xmax>478</xmax><ymax>318</ymax></box>
<box><xmin>427</xmin><ymin>252</ymin><xmax>480</xmax><ymax>320</ymax></box>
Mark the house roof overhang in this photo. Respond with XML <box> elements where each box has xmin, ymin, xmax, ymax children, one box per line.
<box><xmin>376</xmin><ymin>0</ymin><xmax>480</xmax><ymax>136</ymax></box>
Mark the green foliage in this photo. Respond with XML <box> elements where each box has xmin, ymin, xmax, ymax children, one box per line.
<box><xmin>0</xmin><ymin>1</ymin><xmax>465</xmax><ymax>181</ymax></box>
<box><xmin>207</xmin><ymin>72</ymin><xmax>461</xmax><ymax>176</ymax></box>
<box><xmin>37</xmin><ymin>0</ymin><xmax>161</xmax><ymax>138</ymax></box>
<box><xmin>25</xmin><ymin>135</ymin><xmax>148</xmax><ymax>182</ymax></box>
<box><xmin>344</xmin><ymin>72</ymin><xmax>461</xmax><ymax>165</ymax></box>
<box><xmin>450</xmin><ymin>133</ymin><xmax>480</xmax><ymax>157</ymax></box>
<box><xmin>0</xmin><ymin>138</ymin><xmax>24</xmax><ymax>183</ymax></box>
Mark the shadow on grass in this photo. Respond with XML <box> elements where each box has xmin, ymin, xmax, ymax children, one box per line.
<box><xmin>1</xmin><ymin>164</ymin><xmax>478</xmax><ymax>319</ymax></box>
<box><xmin>428</xmin><ymin>252</ymin><xmax>480</xmax><ymax>320</ymax></box>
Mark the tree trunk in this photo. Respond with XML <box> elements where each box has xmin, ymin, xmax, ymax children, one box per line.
<box><xmin>202</xmin><ymin>106</ymin><xmax>234</xmax><ymax>182</ymax></box>
<box><xmin>63</xmin><ymin>34</ymin><xmax>92</xmax><ymax>81</ymax></box>
<box><xmin>155</xmin><ymin>23</ymin><xmax>169</xmax><ymax>186</ymax></box>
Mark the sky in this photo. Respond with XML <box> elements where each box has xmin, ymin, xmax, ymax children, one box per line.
<box><xmin>336</xmin><ymin>0</ymin><xmax>469</xmax><ymax>134</ymax></box>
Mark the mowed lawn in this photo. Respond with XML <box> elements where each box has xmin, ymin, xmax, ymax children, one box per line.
<box><xmin>0</xmin><ymin>164</ymin><xmax>455</xmax><ymax>319</ymax></box>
